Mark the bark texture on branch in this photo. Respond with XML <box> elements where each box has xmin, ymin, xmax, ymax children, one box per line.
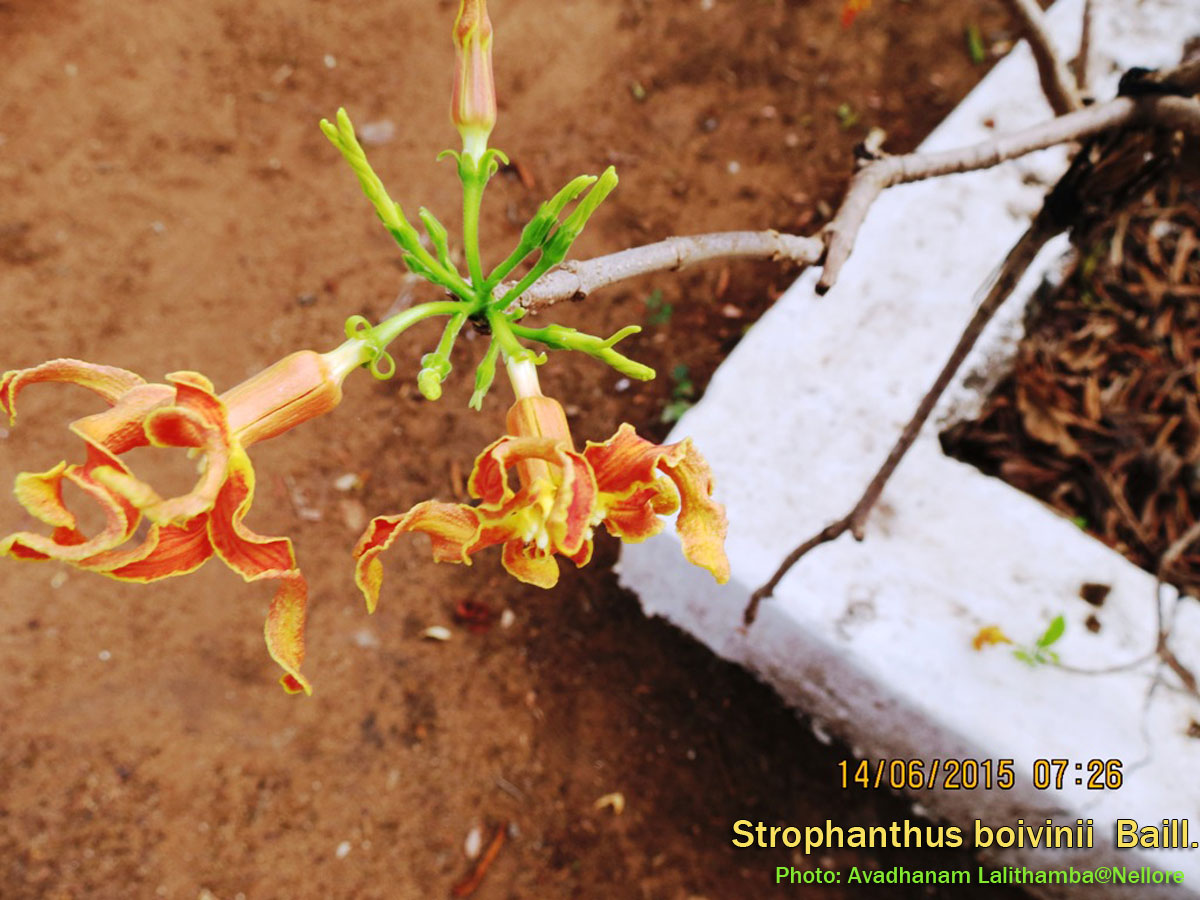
<box><xmin>816</xmin><ymin>95</ymin><xmax>1199</xmax><ymax>294</ymax></box>
<box><xmin>507</xmin><ymin>231</ymin><xmax>823</xmax><ymax>311</ymax></box>
<box><xmin>999</xmin><ymin>0</ymin><xmax>1083</xmax><ymax>114</ymax></box>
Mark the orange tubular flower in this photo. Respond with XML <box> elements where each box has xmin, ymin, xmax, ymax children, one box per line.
<box><xmin>0</xmin><ymin>348</ymin><xmax>359</xmax><ymax>694</ymax></box>
<box><xmin>353</xmin><ymin>394</ymin><xmax>730</xmax><ymax>613</ymax></box>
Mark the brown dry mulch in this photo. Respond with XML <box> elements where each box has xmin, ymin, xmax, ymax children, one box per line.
<box><xmin>942</xmin><ymin>164</ymin><xmax>1200</xmax><ymax>598</ymax></box>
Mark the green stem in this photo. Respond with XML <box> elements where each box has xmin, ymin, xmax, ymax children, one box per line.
<box><xmin>462</xmin><ymin>168</ymin><xmax>487</xmax><ymax>292</ymax></box>
<box><xmin>487</xmin><ymin>309</ymin><xmax>530</xmax><ymax>361</ymax></box>
<box><xmin>484</xmin><ymin>241</ymin><xmax>536</xmax><ymax>293</ymax></box>
<box><xmin>372</xmin><ymin>300</ymin><xmax>466</xmax><ymax>349</ymax></box>
<box><xmin>405</xmin><ymin>240</ymin><xmax>476</xmax><ymax>301</ymax></box>
<box><xmin>434</xmin><ymin>312</ymin><xmax>467</xmax><ymax>358</ymax></box>
<box><xmin>495</xmin><ymin>254</ymin><xmax>559</xmax><ymax>310</ymax></box>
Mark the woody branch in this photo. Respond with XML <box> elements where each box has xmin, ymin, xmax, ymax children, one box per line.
<box><xmin>508</xmin><ymin>95</ymin><xmax>1199</xmax><ymax>311</ymax></box>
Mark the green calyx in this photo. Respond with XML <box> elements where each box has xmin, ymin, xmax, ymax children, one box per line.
<box><xmin>325</xmin><ymin>108</ymin><xmax>647</xmax><ymax>407</ymax></box>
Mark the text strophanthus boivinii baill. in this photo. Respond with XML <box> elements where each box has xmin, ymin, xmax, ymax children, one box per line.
<box><xmin>0</xmin><ymin>347</ymin><xmax>363</xmax><ymax>694</ymax></box>
<box><xmin>353</xmin><ymin>372</ymin><xmax>730</xmax><ymax>613</ymax></box>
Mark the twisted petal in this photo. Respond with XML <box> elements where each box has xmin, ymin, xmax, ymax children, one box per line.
<box><xmin>209</xmin><ymin>446</ymin><xmax>310</xmax><ymax>694</ymax></box>
<box><xmin>14</xmin><ymin>462</ymin><xmax>76</xmax><ymax>530</ymax></box>
<box><xmin>1</xmin><ymin>366</ymin><xmax>169</xmax><ymax>564</ymax></box>
<box><xmin>123</xmin><ymin>372</ymin><xmax>234</xmax><ymax>525</ymax></box>
<box><xmin>585</xmin><ymin>424</ymin><xmax>730</xmax><ymax>584</ymax></box>
<box><xmin>1</xmin><ymin>359</ymin><xmax>145</xmax><ymax>424</ymax></box>
<box><xmin>600</xmin><ymin>481</ymin><xmax>678</xmax><ymax>543</ymax></box>
<box><xmin>501</xmin><ymin>540</ymin><xmax>559</xmax><ymax>589</ymax></box>
<box><xmin>2</xmin><ymin>451</ymin><xmax>141</xmax><ymax>564</ymax></box>
<box><xmin>469</xmin><ymin>435</ymin><xmax>597</xmax><ymax>555</ymax></box>
<box><xmin>99</xmin><ymin>517</ymin><xmax>215</xmax><ymax>581</ymax></box>
<box><xmin>353</xmin><ymin>501</ymin><xmax>486</xmax><ymax>613</ymax></box>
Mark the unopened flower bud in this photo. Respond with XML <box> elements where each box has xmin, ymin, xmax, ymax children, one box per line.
<box><xmin>451</xmin><ymin>0</ymin><xmax>497</xmax><ymax>161</ymax></box>
<box><xmin>417</xmin><ymin>352</ymin><xmax>453</xmax><ymax>401</ymax></box>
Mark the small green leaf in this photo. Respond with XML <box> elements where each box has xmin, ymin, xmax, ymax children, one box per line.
<box><xmin>1036</xmin><ymin>614</ymin><xmax>1066</xmax><ymax>649</ymax></box>
<box><xmin>965</xmin><ymin>23</ymin><xmax>986</xmax><ymax>65</ymax></box>
<box><xmin>670</xmin><ymin>364</ymin><xmax>695</xmax><ymax>400</ymax></box>
<box><xmin>644</xmin><ymin>290</ymin><xmax>674</xmax><ymax>326</ymax></box>
<box><xmin>835</xmin><ymin>102</ymin><xmax>860</xmax><ymax>130</ymax></box>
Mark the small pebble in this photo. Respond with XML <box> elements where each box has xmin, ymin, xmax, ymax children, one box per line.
<box><xmin>464</xmin><ymin>824</ymin><xmax>483</xmax><ymax>859</ymax></box>
<box><xmin>499</xmin><ymin>609</ymin><xmax>516</xmax><ymax>629</ymax></box>
<box><xmin>340</xmin><ymin>499</ymin><xmax>367</xmax><ymax>533</ymax></box>
<box><xmin>335</xmin><ymin>840</ymin><xmax>351</xmax><ymax>859</ymax></box>
<box><xmin>323</xmin><ymin>54</ymin><xmax>337</xmax><ymax>69</ymax></box>
<box><xmin>422</xmin><ymin>625</ymin><xmax>452</xmax><ymax>641</ymax></box>
<box><xmin>333</xmin><ymin>473</ymin><xmax>361</xmax><ymax>492</ymax></box>
<box><xmin>726</xmin><ymin>160</ymin><xmax>741</xmax><ymax>175</ymax></box>
<box><xmin>98</xmin><ymin>650</ymin><xmax>111</xmax><ymax>661</ymax></box>
<box><xmin>614</xmin><ymin>378</ymin><xmax>632</xmax><ymax>392</ymax></box>
<box><xmin>358</xmin><ymin>120</ymin><xmax>397</xmax><ymax>146</ymax></box>
<box><xmin>594</xmin><ymin>792</ymin><xmax>626</xmax><ymax>815</ymax></box>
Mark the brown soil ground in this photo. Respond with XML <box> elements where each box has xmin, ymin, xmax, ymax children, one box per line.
<box><xmin>1</xmin><ymin>1</ymin><xmax>1029</xmax><ymax>898</ymax></box>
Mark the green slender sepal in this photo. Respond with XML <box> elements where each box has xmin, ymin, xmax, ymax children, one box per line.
<box><xmin>509</xmin><ymin>322</ymin><xmax>654</xmax><ymax>381</ymax></box>
<box><xmin>323</xmin><ymin>108</ymin><xmax>472</xmax><ymax>299</ymax></box>
<box><xmin>321</xmin><ymin>109</ymin><xmax>418</xmax><ymax>243</ymax></box>
<box><xmin>543</xmin><ymin>166</ymin><xmax>619</xmax><ymax>261</ymax></box>
<box><xmin>469</xmin><ymin>336</ymin><xmax>503</xmax><ymax>410</ymax></box>
<box><xmin>418</xmin><ymin>207</ymin><xmax>454</xmax><ymax>273</ymax></box>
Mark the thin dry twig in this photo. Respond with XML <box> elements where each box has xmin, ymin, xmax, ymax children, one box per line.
<box><xmin>999</xmin><ymin>0</ymin><xmax>1083</xmax><ymax>115</ymax></box>
<box><xmin>1074</xmin><ymin>0</ymin><xmax>1094</xmax><ymax>98</ymax></box>
<box><xmin>1158</xmin><ymin>517</ymin><xmax>1200</xmax><ymax>580</ymax></box>
<box><xmin>1155</xmin><ymin>522</ymin><xmax>1200</xmax><ymax>697</ymax></box>
<box><xmin>743</xmin><ymin>225</ymin><xmax>1052</xmax><ymax>624</ymax></box>
<box><xmin>451</xmin><ymin>821</ymin><xmax>509</xmax><ymax>898</ymax></box>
